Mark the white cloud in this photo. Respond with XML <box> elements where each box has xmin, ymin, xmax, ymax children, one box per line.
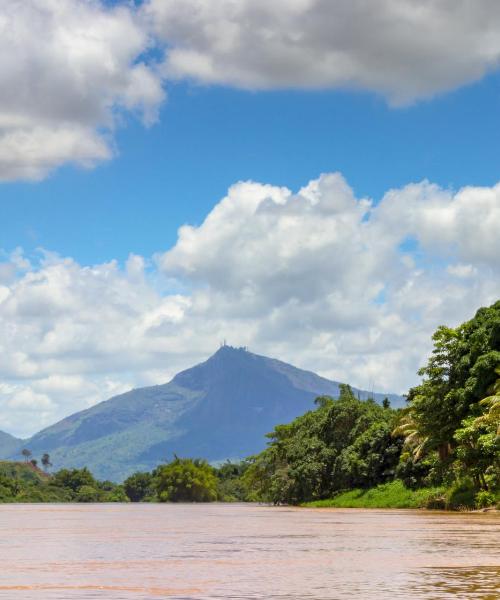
<box><xmin>2</xmin><ymin>1</ymin><xmax>500</xmax><ymax>182</ymax></box>
<box><xmin>146</xmin><ymin>0</ymin><xmax>500</xmax><ymax>104</ymax></box>
<box><xmin>1</xmin><ymin>173</ymin><xmax>499</xmax><ymax>437</ymax></box>
<box><xmin>0</xmin><ymin>0</ymin><xmax>165</xmax><ymax>181</ymax></box>
<box><xmin>158</xmin><ymin>173</ymin><xmax>500</xmax><ymax>389</ymax></box>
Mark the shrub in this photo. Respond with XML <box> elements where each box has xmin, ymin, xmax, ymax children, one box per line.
<box><xmin>102</xmin><ymin>487</ymin><xmax>129</xmax><ymax>502</ymax></box>
<box><xmin>155</xmin><ymin>458</ymin><xmax>218</xmax><ymax>502</ymax></box>
<box><xmin>123</xmin><ymin>472</ymin><xmax>154</xmax><ymax>502</ymax></box>
<box><xmin>445</xmin><ymin>480</ymin><xmax>476</xmax><ymax>510</ymax></box>
<box><xmin>423</xmin><ymin>492</ymin><xmax>447</xmax><ymax>510</ymax></box>
<box><xmin>76</xmin><ymin>485</ymin><xmax>101</xmax><ymax>503</ymax></box>
<box><xmin>475</xmin><ymin>490</ymin><xmax>496</xmax><ymax>508</ymax></box>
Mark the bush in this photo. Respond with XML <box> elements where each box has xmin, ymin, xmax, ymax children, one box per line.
<box><xmin>423</xmin><ymin>492</ymin><xmax>446</xmax><ymax>510</ymax></box>
<box><xmin>102</xmin><ymin>488</ymin><xmax>129</xmax><ymax>502</ymax></box>
<box><xmin>53</xmin><ymin>468</ymin><xmax>96</xmax><ymax>493</ymax></box>
<box><xmin>303</xmin><ymin>480</ymin><xmax>445</xmax><ymax>509</ymax></box>
<box><xmin>395</xmin><ymin>453</ymin><xmax>432</xmax><ymax>489</ymax></box>
<box><xmin>76</xmin><ymin>485</ymin><xmax>101</xmax><ymax>503</ymax></box>
<box><xmin>155</xmin><ymin>458</ymin><xmax>218</xmax><ymax>502</ymax></box>
<box><xmin>445</xmin><ymin>480</ymin><xmax>476</xmax><ymax>510</ymax></box>
<box><xmin>475</xmin><ymin>490</ymin><xmax>496</xmax><ymax>508</ymax></box>
<box><xmin>123</xmin><ymin>472</ymin><xmax>154</xmax><ymax>502</ymax></box>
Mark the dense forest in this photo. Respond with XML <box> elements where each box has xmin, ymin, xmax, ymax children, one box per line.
<box><xmin>1</xmin><ymin>301</ymin><xmax>498</xmax><ymax>509</ymax></box>
<box><xmin>241</xmin><ymin>301</ymin><xmax>499</xmax><ymax>509</ymax></box>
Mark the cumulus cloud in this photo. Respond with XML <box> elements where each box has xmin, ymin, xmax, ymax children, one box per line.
<box><xmin>3</xmin><ymin>1</ymin><xmax>500</xmax><ymax>181</ymax></box>
<box><xmin>158</xmin><ymin>173</ymin><xmax>500</xmax><ymax>388</ymax></box>
<box><xmin>146</xmin><ymin>0</ymin><xmax>500</xmax><ymax>104</ymax></box>
<box><xmin>0</xmin><ymin>0</ymin><xmax>164</xmax><ymax>181</ymax></box>
<box><xmin>1</xmin><ymin>174</ymin><xmax>499</xmax><ymax>437</ymax></box>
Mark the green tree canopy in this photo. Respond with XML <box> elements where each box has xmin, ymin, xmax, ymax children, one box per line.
<box><xmin>53</xmin><ymin>468</ymin><xmax>96</xmax><ymax>493</ymax></box>
<box><xmin>155</xmin><ymin>458</ymin><xmax>218</xmax><ymax>502</ymax></box>
<box><xmin>123</xmin><ymin>471</ymin><xmax>154</xmax><ymax>502</ymax></box>
<box><xmin>243</xmin><ymin>385</ymin><xmax>401</xmax><ymax>505</ymax></box>
<box><xmin>397</xmin><ymin>300</ymin><xmax>500</xmax><ymax>490</ymax></box>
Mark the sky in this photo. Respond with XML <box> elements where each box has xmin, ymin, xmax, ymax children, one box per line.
<box><xmin>1</xmin><ymin>0</ymin><xmax>500</xmax><ymax>438</ymax></box>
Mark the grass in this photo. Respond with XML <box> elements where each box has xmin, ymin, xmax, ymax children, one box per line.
<box><xmin>302</xmin><ymin>480</ymin><xmax>446</xmax><ymax>509</ymax></box>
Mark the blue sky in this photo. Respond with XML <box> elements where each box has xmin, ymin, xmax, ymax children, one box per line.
<box><xmin>1</xmin><ymin>0</ymin><xmax>500</xmax><ymax>437</ymax></box>
<box><xmin>2</xmin><ymin>74</ymin><xmax>500</xmax><ymax>266</ymax></box>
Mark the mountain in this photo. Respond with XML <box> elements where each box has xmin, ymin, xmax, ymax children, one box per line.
<box><xmin>0</xmin><ymin>431</ymin><xmax>23</xmax><ymax>458</ymax></box>
<box><xmin>11</xmin><ymin>346</ymin><xmax>403</xmax><ymax>481</ymax></box>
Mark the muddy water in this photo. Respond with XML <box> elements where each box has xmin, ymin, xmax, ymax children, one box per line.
<box><xmin>0</xmin><ymin>504</ymin><xmax>498</xmax><ymax>599</ymax></box>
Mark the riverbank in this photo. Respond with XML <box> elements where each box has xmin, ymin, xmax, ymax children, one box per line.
<box><xmin>301</xmin><ymin>480</ymin><xmax>500</xmax><ymax>510</ymax></box>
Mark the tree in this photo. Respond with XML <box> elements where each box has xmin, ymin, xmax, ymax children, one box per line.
<box><xmin>214</xmin><ymin>461</ymin><xmax>250</xmax><ymax>501</ymax></box>
<box><xmin>21</xmin><ymin>449</ymin><xmax>32</xmax><ymax>463</ymax></box>
<box><xmin>123</xmin><ymin>472</ymin><xmax>153</xmax><ymax>502</ymax></box>
<box><xmin>244</xmin><ymin>387</ymin><xmax>401</xmax><ymax>504</ymax></box>
<box><xmin>76</xmin><ymin>485</ymin><xmax>101</xmax><ymax>503</ymax></box>
<box><xmin>392</xmin><ymin>409</ymin><xmax>428</xmax><ymax>460</ymax></box>
<box><xmin>395</xmin><ymin>300</ymin><xmax>500</xmax><ymax>488</ymax></box>
<box><xmin>53</xmin><ymin>468</ymin><xmax>96</xmax><ymax>494</ymax></box>
<box><xmin>155</xmin><ymin>458</ymin><xmax>218</xmax><ymax>502</ymax></box>
<box><xmin>41</xmin><ymin>453</ymin><xmax>52</xmax><ymax>472</ymax></box>
<box><xmin>473</xmin><ymin>366</ymin><xmax>500</xmax><ymax>436</ymax></box>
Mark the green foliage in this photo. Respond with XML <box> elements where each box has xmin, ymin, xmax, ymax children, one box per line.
<box><xmin>475</xmin><ymin>489</ymin><xmax>496</xmax><ymax>508</ymax></box>
<box><xmin>454</xmin><ymin>416</ymin><xmax>499</xmax><ymax>489</ymax></box>
<box><xmin>53</xmin><ymin>468</ymin><xmax>96</xmax><ymax>493</ymax></box>
<box><xmin>214</xmin><ymin>461</ymin><xmax>250</xmax><ymax>501</ymax></box>
<box><xmin>445</xmin><ymin>480</ymin><xmax>477</xmax><ymax>510</ymax></box>
<box><xmin>123</xmin><ymin>471</ymin><xmax>154</xmax><ymax>502</ymax></box>
<box><xmin>102</xmin><ymin>486</ymin><xmax>129</xmax><ymax>502</ymax></box>
<box><xmin>0</xmin><ymin>460</ymin><xmax>47</xmax><ymax>484</ymax></box>
<box><xmin>303</xmin><ymin>481</ymin><xmax>445</xmax><ymax>509</ymax></box>
<box><xmin>395</xmin><ymin>452</ymin><xmax>433</xmax><ymax>488</ymax></box>
<box><xmin>41</xmin><ymin>453</ymin><xmax>52</xmax><ymax>471</ymax></box>
<box><xmin>155</xmin><ymin>458</ymin><xmax>218</xmax><ymax>502</ymax></box>
<box><xmin>243</xmin><ymin>385</ymin><xmax>402</xmax><ymax>504</ymax></box>
<box><xmin>0</xmin><ymin>462</ymin><xmax>128</xmax><ymax>503</ymax></box>
<box><xmin>75</xmin><ymin>485</ymin><xmax>100</xmax><ymax>503</ymax></box>
<box><xmin>395</xmin><ymin>300</ymin><xmax>500</xmax><ymax>495</ymax></box>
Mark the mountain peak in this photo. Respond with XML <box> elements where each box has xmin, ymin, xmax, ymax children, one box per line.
<box><xmin>10</xmin><ymin>348</ymin><xmax>403</xmax><ymax>481</ymax></box>
<box><xmin>212</xmin><ymin>344</ymin><xmax>250</xmax><ymax>357</ymax></box>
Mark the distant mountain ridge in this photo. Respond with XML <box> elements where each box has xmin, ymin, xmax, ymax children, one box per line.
<box><xmin>0</xmin><ymin>431</ymin><xmax>23</xmax><ymax>457</ymax></box>
<box><xmin>3</xmin><ymin>346</ymin><xmax>403</xmax><ymax>481</ymax></box>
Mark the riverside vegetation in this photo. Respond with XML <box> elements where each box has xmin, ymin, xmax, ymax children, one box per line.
<box><xmin>1</xmin><ymin>302</ymin><xmax>498</xmax><ymax>509</ymax></box>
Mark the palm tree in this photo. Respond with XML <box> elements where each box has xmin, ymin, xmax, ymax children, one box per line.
<box><xmin>392</xmin><ymin>410</ymin><xmax>429</xmax><ymax>460</ymax></box>
<box><xmin>473</xmin><ymin>367</ymin><xmax>500</xmax><ymax>435</ymax></box>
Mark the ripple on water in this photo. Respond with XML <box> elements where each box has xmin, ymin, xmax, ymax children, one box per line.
<box><xmin>0</xmin><ymin>504</ymin><xmax>498</xmax><ymax>599</ymax></box>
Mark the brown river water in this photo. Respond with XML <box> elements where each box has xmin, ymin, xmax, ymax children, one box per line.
<box><xmin>0</xmin><ymin>503</ymin><xmax>498</xmax><ymax>599</ymax></box>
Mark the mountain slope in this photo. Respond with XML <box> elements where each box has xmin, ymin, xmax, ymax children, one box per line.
<box><xmin>16</xmin><ymin>346</ymin><xmax>403</xmax><ymax>481</ymax></box>
<box><xmin>0</xmin><ymin>431</ymin><xmax>22</xmax><ymax>459</ymax></box>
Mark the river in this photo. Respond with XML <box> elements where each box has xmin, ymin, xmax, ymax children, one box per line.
<box><xmin>0</xmin><ymin>503</ymin><xmax>498</xmax><ymax>599</ymax></box>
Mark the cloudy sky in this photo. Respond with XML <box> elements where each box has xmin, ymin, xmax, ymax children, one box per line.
<box><xmin>1</xmin><ymin>0</ymin><xmax>500</xmax><ymax>438</ymax></box>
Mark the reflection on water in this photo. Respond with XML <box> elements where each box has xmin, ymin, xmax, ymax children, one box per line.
<box><xmin>0</xmin><ymin>504</ymin><xmax>498</xmax><ymax>599</ymax></box>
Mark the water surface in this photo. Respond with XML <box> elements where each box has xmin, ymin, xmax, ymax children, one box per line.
<box><xmin>0</xmin><ymin>503</ymin><xmax>498</xmax><ymax>599</ymax></box>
